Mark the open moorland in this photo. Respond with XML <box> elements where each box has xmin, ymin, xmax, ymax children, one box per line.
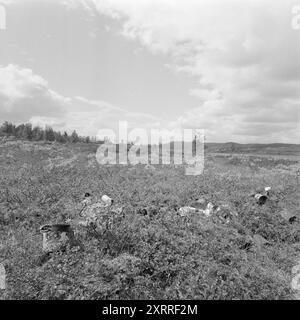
<box><xmin>0</xmin><ymin>139</ymin><xmax>299</xmax><ymax>300</ymax></box>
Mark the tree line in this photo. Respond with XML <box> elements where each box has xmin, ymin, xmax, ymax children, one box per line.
<box><xmin>0</xmin><ymin>121</ymin><xmax>95</xmax><ymax>143</ymax></box>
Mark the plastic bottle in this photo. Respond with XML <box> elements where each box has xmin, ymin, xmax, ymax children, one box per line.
<box><xmin>178</xmin><ymin>206</ymin><xmax>196</xmax><ymax>216</ymax></box>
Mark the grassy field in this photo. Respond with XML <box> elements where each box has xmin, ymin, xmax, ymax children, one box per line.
<box><xmin>0</xmin><ymin>140</ymin><xmax>299</xmax><ymax>300</ymax></box>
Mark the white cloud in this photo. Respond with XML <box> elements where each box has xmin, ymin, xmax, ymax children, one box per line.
<box><xmin>72</xmin><ymin>0</ymin><xmax>300</xmax><ymax>142</ymax></box>
<box><xmin>0</xmin><ymin>64</ymin><xmax>68</xmax><ymax>121</ymax></box>
<box><xmin>0</xmin><ymin>64</ymin><xmax>160</xmax><ymax>136</ymax></box>
<box><xmin>1</xmin><ymin>1</ymin><xmax>299</xmax><ymax>142</ymax></box>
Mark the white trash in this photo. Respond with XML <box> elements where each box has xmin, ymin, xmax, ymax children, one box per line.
<box><xmin>264</xmin><ymin>186</ymin><xmax>271</xmax><ymax>196</ymax></box>
<box><xmin>179</xmin><ymin>202</ymin><xmax>219</xmax><ymax>217</ymax></box>
<box><xmin>101</xmin><ymin>195</ymin><xmax>113</xmax><ymax>206</ymax></box>
<box><xmin>178</xmin><ymin>206</ymin><xmax>196</xmax><ymax>216</ymax></box>
<box><xmin>203</xmin><ymin>202</ymin><xmax>215</xmax><ymax>216</ymax></box>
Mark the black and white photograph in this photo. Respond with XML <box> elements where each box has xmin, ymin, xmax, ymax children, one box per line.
<box><xmin>0</xmin><ymin>0</ymin><xmax>299</xmax><ymax>305</ymax></box>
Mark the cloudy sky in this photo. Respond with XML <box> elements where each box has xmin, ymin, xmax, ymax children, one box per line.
<box><xmin>0</xmin><ymin>0</ymin><xmax>299</xmax><ymax>142</ymax></box>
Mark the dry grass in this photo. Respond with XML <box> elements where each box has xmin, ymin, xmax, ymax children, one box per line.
<box><xmin>0</xmin><ymin>140</ymin><xmax>299</xmax><ymax>300</ymax></box>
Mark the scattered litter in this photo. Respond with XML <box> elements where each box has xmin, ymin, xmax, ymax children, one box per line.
<box><xmin>81</xmin><ymin>192</ymin><xmax>114</xmax><ymax>207</ymax></box>
<box><xmin>72</xmin><ymin>193</ymin><xmax>124</xmax><ymax>231</ymax></box>
<box><xmin>204</xmin><ymin>202</ymin><xmax>215</xmax><ymax>216</ymax></box>
<box><xmin>178</xmin><ymin>200</ymin><xmax>237</xmax><ymax>220</ymax></box>
<box><xmin>254</xmin><ymin>193</ymin><xmax>268</xmax><ymax>205</ymax></box>
<box><xmin>178</xmin><ymin>206</ymin><xmax>196</xmax><ymax>216</ymax></box>
<box><xmin>250</xmin><ymin>186</ymin><xmax>272</xmax><ymax>205</ymax></box>
<box><xmin>80</xmin><ymin>202</ymin><xmax>107</xmax><ymax>221</ymax></box>
<box><xmin>40</xmin><ymin>224</ymin><xmax>77</xmax><ymax>254</ymax></box>
<box><xmin>137</xmin><ymin>206</ymin><xmax>158</xmax><ymax>217</ymax></box>
<box><xmin>178</xmin><ymin>202</ymin><xmax>219</xmax><ymax>217</ymax></box>
<box><xmin>101</xmin><ymin>195</ymin><xmax>114</xmax><ymax>206</ymax></box>
<box><xmin>79</xmin><ymin>193</ymin><xmax>113</xmax><ymax>222</ymax></box>
<box><xmin>264</xmin><ymin>186</ymin><xmax>271</xmax><ymax>195</ymax></box>
<box><xmin>197</xmin><ymin>202</ymin><xmax>219</xmax><ymax>217</ymax></box>
<box><xmin>81</xmin><ymin>193</ymin><xmax>113</xmax><ymax>208</ymax></box>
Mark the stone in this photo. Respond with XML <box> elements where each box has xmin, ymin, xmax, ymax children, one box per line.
<box><xmin>279</xmin><ymin>208</ymin><xmax>297</xmax><ymax>223</ymax></box>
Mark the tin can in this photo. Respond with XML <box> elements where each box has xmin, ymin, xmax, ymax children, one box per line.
<box><xmin>254</xmin><ymin>194</ymin><xmax>268</xmax><ymax>205</ymax></box>
<box><xmin>40</xmin><ymin>224</ymin><xmax>74</xmax><ymax>253</ymax></box>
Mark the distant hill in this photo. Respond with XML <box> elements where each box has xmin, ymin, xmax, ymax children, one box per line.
<box><xmin>205</xmin><ymin>142</ymin><xmax>300</xmax><ymax>156</ymax></box>
<box><xmin>135</xmin><ymin>141</ymin><xmax>300</xmax><ymax>158</ymax></box>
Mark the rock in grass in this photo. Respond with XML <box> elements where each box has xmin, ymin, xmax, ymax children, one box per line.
<box><xmin>279</xmin><ymin>208</ymin><xmax>297</xmax><ymax>224</ymax></box>
<box><xmin>253</xmin><ymin>234</ymin><xmax>270</xmax><ymax>249</ymax></box>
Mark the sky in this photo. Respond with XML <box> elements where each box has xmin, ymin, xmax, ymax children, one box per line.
<box><xmin>0</xmin><ymin>0</ymin><xmax>299</xmax><ymax>143</ymax></box>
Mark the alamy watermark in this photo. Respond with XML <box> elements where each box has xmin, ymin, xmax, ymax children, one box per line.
<box><xmin>95</xmin><ymin>121</ymin><xmax>204</xmax><ymax>175</ymax></box>
<box><xmin>0</xmin><ymin>3</ymin><xmax>6</xmax><ymax>30</ymax></box>
<box><xmin>292</xmin><ymin>5</ymin><xmax>300</xmax><ymax>29</ymax></box>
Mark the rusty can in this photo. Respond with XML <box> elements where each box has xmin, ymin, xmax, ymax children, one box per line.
<box><xmin>254</xmin><ymin>193</ymin><xmax>268</xmax><ymax>205</ymax></box>
<box><xmin>40</xmin><ymin>224</ymin><xmax>75</xmax><ymax>253</ymax></box>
